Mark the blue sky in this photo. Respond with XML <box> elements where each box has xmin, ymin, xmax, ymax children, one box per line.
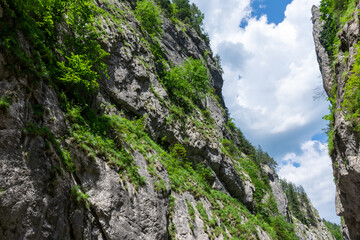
<box><xmin>190</xmin><ymin>0</ymin><xmax>339</xmax><ymax>224</ymax></box>
<box><xmin>241</xmin><ymin>0</ymin><xmax>293</xmax><ymax>27</ymax></box>
<box><xmin>252</xmin><ymin>0</ymin><xmax>293</xmax><ymax>24</ymax></box>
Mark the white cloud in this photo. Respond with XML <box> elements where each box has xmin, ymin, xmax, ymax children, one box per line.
<box><xmin>191</xmin><ymin>0</ymin><xmax>338</xmax><ymax>223</ymax></box>
<box><xmin>278</xmin><ymin>141</ymin><xmax>337</xmax><ymax>223</ymax></box>
<box><xmin>192</xmin><ymin>0</ymin><xmax>327</xmax><ymax>140</ymax></box>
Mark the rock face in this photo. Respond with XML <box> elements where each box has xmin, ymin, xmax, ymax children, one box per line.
<box><xmin>312</xmin><ymin>4</ymin><xmax>360</xmax><ymax>240</ymax></box>
<box><xmin>293</xmin><ymin>217</ymin><xmax>335</xmax><ymax>240</ymax></box>
<box><xmin>311</xmin><ymin>6</ymin><xmax>334</xmax><ymax>96</ymax></box>
<box><xmin>292</xmin><ymin>196</ymin><xmax>335</xmax><ymax>240</ymax></box>
<box><xmin>0</xmin><ymin>0</ymin><xmax>335</xmax><ymax>239</ymax></box>
<box><xmin>263</xmin><ymin>165</ymin><xmax>290</xmax><ymax>219</ymax></box>
<box><xmin>263</xmin><ymin>165</ymin><xmax>335</xmax><ymax>240</ymax></box>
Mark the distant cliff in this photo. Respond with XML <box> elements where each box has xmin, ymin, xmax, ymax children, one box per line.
<box><xmin>0</xmin><ymin>0</ymin><xmax>334</xmax><ymax>239</ymax></box>
<box><xmin>312</xmin><ymin>1</ymin><xmax>360</xmax><ymax>239</ymax></box>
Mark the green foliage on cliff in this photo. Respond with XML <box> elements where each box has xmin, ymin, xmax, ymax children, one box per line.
<box><xmin>1</xmin><ymin>0</ymin><xmax>109</xmax><ymax>106</ymax></box>
<box><xmin>281</xmin><ymin>180</ymin><xmax>317</xmax><ymax>227</ymax></box>
<box><xmin>135</xmin><ymin>0</ymin><xmax>163</xmax><ymax>35</ymax></box>
<box><xmin>170</xmin><ymin>0</ymin><xmax>209</xmax><ymax>45</ymax></box>
<box><xmin>65</xmin><ymin>106</ymin><xmax>149</xmax><ymax>189</ymax></box>
<box><xmin>323</xmin><ymin>219</ymin><xmax>344</xmax><ymax>240</ymax></box>
<box><xmin>0</xmin><ymin>96</ymin><xmax>11</xmax><ymax>111</ymax></box>
<box><xmin>319</xmin><ymin>0</ymin><xmax>357</xmax><ymax>57</ymax></box>
<box><xmin>220</xmin><ymin>126</ymin><xmax>298</xmax><ymax>239</ymax></box>
<box><xmin>23</xmin><ymin>122</ymin><xmax>74</xmax><ymax>171</ymax></box>
<box><xmin>164</xmin><ymin>57</ymin><xmax>210</xmax><ymax>110</ymax></box>
<box><xmin>155</xmin><ymin>0</ymin><xmax>173</xmax><ymax>15</ymax></box>
<box><xmin>319</xmin><ymin>0</ymin><xmax>358</xmax><ymax>152</ymax></box>
<box><xmin>323</xmin><ymin>90</ymin><xmax>336</xmax><ymax>154</ymax></box>
<box><xmin>58</xmin><ymin>53</ymin><xmax>100</xmax><ymax>100</ymax></box>
<box><xmin>71</xmin><ymin>185</ymin><xmax>90</xmax><ymax>209</ymax></box>
<box><xmin>256</xmin><ymin>145</ymin><xmax>278</xmax><ymax>169</ymax></box>
<box><xmin>343</xmin><ymin>43</ymin><xmax>360</xmax><ymax>131</ymax></box>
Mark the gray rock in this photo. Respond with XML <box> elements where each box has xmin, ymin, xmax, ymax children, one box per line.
<box><xmin>311</xmin><ymin>6</ymin><xmax>334</xmax><ymax>97</ymax></box>
<box><xmin>263</xmin><ymin>165</ymin><xmax>290</xmax><ymax>219</ymax></box>
<box><xmin>312</xmin><ymin>3</ymin><xmax>360</xmax><ymax>239</ymax></box>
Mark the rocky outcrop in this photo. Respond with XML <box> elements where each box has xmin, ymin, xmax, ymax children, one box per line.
<box><xmin>293</xmin><ymin>217</ymin><xmax>335</xmax><ymax>240</ymax></box>
<box><xmin>311</xmin><ymin>6</ymin><xmax>334</xmax><ymax>96</ymax></box>
<box><xmin>292</xmin><ymin>195</ymin><xmax>335</xmax><ymax>240</ymax></box>
<box><xmin>263</xmin><ymin>165</ymin><xmax>335</xmax><ymax>240</ymax></box>
<box><xmin>263</xmin><ymin>165</ymin><xmax>290</xmax><ymax>219</ymax></box>
<box><xmin>312</xmin><ymin>4</ymin><xmax>360</xmax><ymax>240</ymax></box>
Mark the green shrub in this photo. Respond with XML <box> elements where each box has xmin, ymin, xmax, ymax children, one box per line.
<box><xmin>1</xmin><ymin>0</ymin><xmax>109</xmax><ymax>107</ymax></box>
<box><xmin>0</xmin><ymin>96</ymin><xmax>12</xmax><ymax>110</ymax></box>
<box><xmin>150</xmin><ymin>39</ymin><xmax>168</xmax><ymax>79</ymax></box>
<box><xmin>23</xmin><ymin>122</ymin><xmax>75</xmax><ymax>171</ymax></box>
<box><xmin>170</xmin><ymin>143</ymin><xmax>187</xmax><ymax>160</ymax></box>
<box><xmin>59</xmin><ymin>53</ymin><xmax>99</xmax><ymax>98</ymax></box>
<box><xmin>135</xmin><ymin>0</ymin><xmax>163</xmax><ymax>35</ymax></box>
<box><xmin>197</xmin><ymin>163</ymin><xmax>213</xmax><ymax>182</ymax></box>
<box><xmin>323</xmin><ymin>219</ymin><xmax>344</xmax><ymax>240</ymax></box>
<box><xmin>227</xmin><ymin>118</ymin><xmax>236</xmax><ymax>130</ymax></box>
<box><xmin>172</xmin><ymin>0</ymin><xmax>209</xmax><ymax>44</ymax></box>
<box><xmin>155</xmin><ymin>0</ymin><xmax>173</xmax><ymax>15</ymax></box>
<box><xmin>172</xmin><ymin>0</ymin><xmax>191</xmax><ymax>21</ymax></box>
<box><xmin>164</xmin><ymin>57</ymin><xmax>210</xmax><ymax>109</ymax></box>
<box><xmin>319</xmin><ymin>0</ymin><xmax>357</xmax><ymax>57</ymax></box>
<box><xmin>71</xmin><ymin>185</ymin><xmax>90</xmax><ymax>209</ymax></box>
<box><xmin>221</xmin><ymin>138</ymin><xmax>240</xmax><ymax>158</ymax></box>
<box><xmin>343</xmin><ymin>44</ymin><xmax>360</xmax><ymax>130</ymax></box>
<box><xmin>271</xmin><ymin>216</ymin><xmax>298</xmax><ymax>240</ymax></box>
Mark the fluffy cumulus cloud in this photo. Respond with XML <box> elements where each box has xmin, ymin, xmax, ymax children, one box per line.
<box><xmin>190</xmin><ymin>0</ymin><xmax>339</xmax><ymax>223</ymax></box>
<box><xmin>278</xmin><ymin>141</ymin><xmax>336</xmax><ymax>223</ymax></box>
<box><xmin>192</xmin><ymin>0</ymin><xmax>328</xmax><ymax>156</ymax></box>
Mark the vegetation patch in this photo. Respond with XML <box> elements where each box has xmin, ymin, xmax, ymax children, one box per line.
<box><xmin>281</xmin><ymin>180</ymin><xmax>317</xmax><ymax>227</ymax></box>
<box><xmin>66</xmin><ymin>107</ymin><xmax>147</xmax><ymax>189</ymax></box>
<box><xmin>323</xmin><ymin>219</ymin><xmax>344</xmax><ymax>240</ymax></box>
<box><xmin>164</xmin><ymin>57</ymin><xmax>210</xmax><ymax>111</ymax></box>
<box><xmin>0</xmin><ymin>96</ymin><xmax>11</xmax><ymax>111</ymax></box>
<box><xmin>319</xmin><ymin>0</ymin><xmax>358</xmax><ymax>58</ymax></box>
<box><xmin>135</xmin><ymin>0</ymin><xmax>163</xmax><ymax>36</ymax></box>
<box><xmin>23</xmin><ymin>122</ymin><xmax>74</xmax><ymax>171</ymax></box>
<box><xmin>342</xmin><ymin>43</ymin><xmax>360</xmax><ymax>131</ymax></box>
<box><xmin>1</xmin><ymin>0</ymin><xmax>110</xmax><ymax>106</ymax></box>
<box><xmin>319</xmin><ymin>0</ymin><xmax>359</xmax><ymax>153</ymax></box>
<box><xmin>71</xmin><ymin>185</ymin><xmax>90</xmax><ymax>210</ymax></box>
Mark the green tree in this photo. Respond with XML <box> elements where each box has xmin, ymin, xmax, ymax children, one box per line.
<box><xmin>155</xmin><ymin>0</ymin><xmax>172</xmax><ymax>15</ymax></box>
<box><xmin>281</xmin><ymin>180</ymin><xmax>308</xmax><ymax>225</ymax></box>
<box><xmin>235</xmin><ymin>128</ymin><xmax>256</xmax><ymax>157</ymax></box>
<box><xmin>323</xmin><ymin>219</ymin><xmax>344</xmax><ymax>240</ymax></box>
<box><xmin>255</xmin><ymin>145</ymin><xmax>277</xmax><ymax>169</ymax></box>
<box><xmin>164</xmin><ymin>57</ymin><xmax>210</xmax><ymax>109</ymax></box>
<box><xmin>135</xmin><ymin>0</ymin><xmax>163</xmax><ymax>35</ymax></box>
<box><xmin>58</xmin><ymin>53</ymin><xmax>99</xmax><ymax>103</ymax></box>
<box><xmin>172</xmin><ymin>0</ymin><xmax>191</xmax><ymax>22</ymax></box>
<box><xmin>189</xmin><ymin>3</ymin><xmax>204</xmax><ymax>34</ymax></box>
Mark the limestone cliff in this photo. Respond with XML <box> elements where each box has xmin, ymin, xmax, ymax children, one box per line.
<box><xmin>0</xmin><ymin>0</ymin><xmax>335</xmax><ymax>239</ymax></box>
<box><xmin>312</xmin><ymin>2</ymin><xmax>360</xmax><ymax>239</ymax></box>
